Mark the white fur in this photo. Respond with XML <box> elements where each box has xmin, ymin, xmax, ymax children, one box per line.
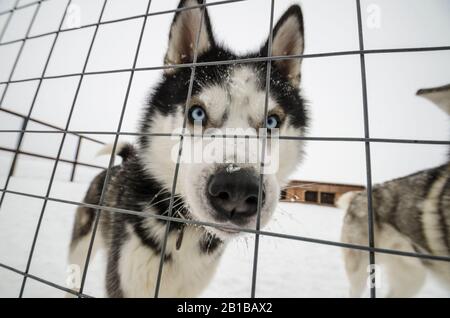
<box><xmin>336</xmin><ymin>191</ymin><xmax>358</xmax><ymax>210</ymax></box>
<box><xmin>342</xmin><ymin>222</ymin><xmax>426</xmax><ymax>298</ymax></box>
<box><xmin>118</xmin><ymin>224</ymin><xmax>221</xmax><ymax>298</ymax></box>
<box><xmin>377</xmin><ymin>225</ymin><xmax>427</xmax><ymax>298</ymax></box>
<box><xmin>66</xmin><ymin>229</ymin><xmax>104</xmax><ymax>297</ymax></box>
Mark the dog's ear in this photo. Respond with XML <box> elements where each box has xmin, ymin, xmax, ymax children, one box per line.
<box><xmin>263</xmin><ymin>5</ymin><xmax>304</xmax><ymax>87</ymax></box>
<box><xmin>164</xmin><ymin>0</ymin><xmax>214</xmax><ymax>72</ymax></box>
<box><xmin>417</xmin><ymin>84</ymin><xmax>450</xmax><ymax>115</ymax></box>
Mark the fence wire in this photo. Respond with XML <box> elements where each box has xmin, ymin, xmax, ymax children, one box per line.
<box><xmin>0</xmin><ymin>0</ymin><xmax>449</xmax><ymax>298</ymax></box>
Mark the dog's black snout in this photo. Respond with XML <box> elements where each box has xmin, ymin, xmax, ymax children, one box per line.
<box><xmin>207</xmin><ymin>169</ymin><xmax>265</xmax><ymax>223</ymax></box>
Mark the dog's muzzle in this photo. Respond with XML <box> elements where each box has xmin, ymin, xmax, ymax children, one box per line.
<box><xmin>206</xmin><ymin>168</ymin><xmax>265</xmax><ymax>225</ymax></box>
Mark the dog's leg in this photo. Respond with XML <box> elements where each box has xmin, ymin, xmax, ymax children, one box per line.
<box><xmin>377</xmin><ymin>224</ymin><xmax>426</xmax><ymax>298</ymax></box>
<box><xmin>66</xmin><ymin>206</ymin><xmax>103</xmax><ymax>297</ymax></box>
<box><xmin>341</xmin><ymin>212</ymin><xmax>370</xmax><ymax>298</ymax></box>
<box><xmin>343</xmin><ymin>248</ymin><xmax>369</xmax><ymax>297</ymax></box>
<box><xmin>381</xmin><ymin>254</ymin><xmax>426</xmax><ymax>298</ymax></box>
<box><xmin>339</xmin><ymin>192</ymin><xmax>371</xmax><ymax>297</ymax></box>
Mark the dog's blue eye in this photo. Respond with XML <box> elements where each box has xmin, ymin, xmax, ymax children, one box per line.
<box><xmin>266</xmin><ymin>115</ymin><xmax>280</xmax><ymax>129</ymax></box>
<box><xmin>189</xmin><ymin>105</ymin><xmax>207</xmax><ymax>124</ymax></box>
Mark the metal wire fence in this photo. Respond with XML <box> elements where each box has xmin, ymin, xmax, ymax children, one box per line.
<box><xmin>0</xmin><ymin>0</ymin><xmax>449</xmax><ymax>298</ymax></box>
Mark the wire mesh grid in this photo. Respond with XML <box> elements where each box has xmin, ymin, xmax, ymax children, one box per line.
<box><xmin>0</xmin><ymin>0</ymin><xmax>449</xmax><ymax>298</ymax></box>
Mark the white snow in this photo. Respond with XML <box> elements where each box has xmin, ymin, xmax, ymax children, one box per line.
<box><xmin>0</xmin><ymin>175</ymin><xmax>448</xmax><ymax>298</ymax></box>
<box><xmin>0</xmin><ymin>0</ymin><xmax>449</xmax><ymax>298</ymax></box>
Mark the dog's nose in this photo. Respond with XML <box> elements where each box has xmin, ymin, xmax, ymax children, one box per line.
<box><xmin>207</xmin><ymin>169</ymin><xmax>265</xmax><ymax>223</ymax></box>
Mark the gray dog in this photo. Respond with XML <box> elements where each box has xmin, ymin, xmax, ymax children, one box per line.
<box><xmin>339</xmin><ymin>84</ymin><xmax>450</xmax><ymax>298</ymax></box>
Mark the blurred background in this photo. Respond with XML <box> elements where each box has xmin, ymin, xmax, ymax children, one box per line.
<box><xmin>0</xmin><ymin>0</ymin><xmax>449</xmax><ymax>298</ymax></box>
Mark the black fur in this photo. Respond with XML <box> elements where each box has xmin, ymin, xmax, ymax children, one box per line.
<box><xmin>117</xmin><ymin>143</ymin><xmax>136</xmax><ymax>162</ymax></box>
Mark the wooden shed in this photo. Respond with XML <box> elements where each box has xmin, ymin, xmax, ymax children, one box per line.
<box><xmin>280</xmin><ymin>180</ymin><xmax>365</xmax><ymax>207</ymax></box>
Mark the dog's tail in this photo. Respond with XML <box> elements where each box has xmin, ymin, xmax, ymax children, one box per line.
<box><xmin>96</xmin><ymin>141</ymin><xmax>136</xmax><ymax>162</ymax></box>
<box><xmin>336</xmin><ymin>191</ymin><xmax>359</xmax><ymax>210</ymax></box>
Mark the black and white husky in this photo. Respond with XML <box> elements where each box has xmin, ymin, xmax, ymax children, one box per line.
<box><xmin>339</xmin><ymin>84</ymin><xmax>450</xmax><ymax>298</ymax></box>
<box><xmin>68</xmin><ymin>0</ymin><xmax>308</xmax><ymax>298</ymax></box>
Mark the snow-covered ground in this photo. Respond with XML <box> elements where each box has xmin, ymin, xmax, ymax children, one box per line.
<box><xmin>0</xmin><ymin>175</ymin><xmax>448</xmax><ymax>298</ymax></box>
<box><xmin>0</xmin><ymin>0</ymin><xmax>449</xmax><ymax>298</ymax></box>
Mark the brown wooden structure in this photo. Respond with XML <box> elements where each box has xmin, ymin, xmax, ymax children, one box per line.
<box><xmin>280</xmin><ymin>180</ymin><xmax>365</xmax><ymax>207</ymax></box>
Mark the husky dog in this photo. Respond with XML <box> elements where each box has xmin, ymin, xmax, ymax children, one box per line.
<box><xmin>68</xmin><ymin>0</ymin><xmax>308</xmax><ymax>297</ymax></box>
<box><xmin>339</xmin><ymin>84</ymin><xmax>450</xmax><ymax>298</ymax></box>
